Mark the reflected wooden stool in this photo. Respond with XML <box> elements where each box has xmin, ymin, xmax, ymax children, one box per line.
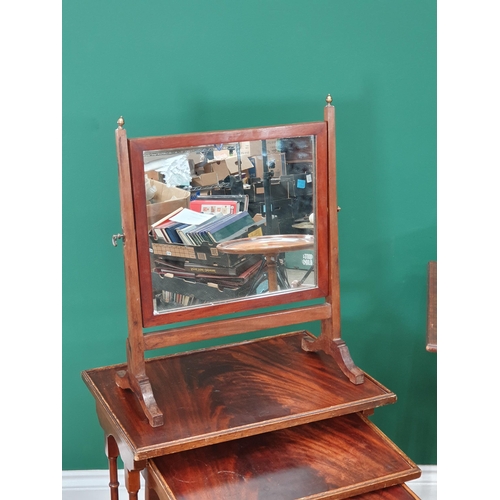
<box><xmin>217</xmin><ymin>234</ymin><xmax>314</xmax><ymax>292</ymax></box>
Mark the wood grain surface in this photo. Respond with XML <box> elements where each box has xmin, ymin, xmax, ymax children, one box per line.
<box><xmin>350</xmin><ymin>484</ymin><xmax>420</xmax><ymax>499</ymax></box>
<box><xmin>147</xmin><ymin>413</ymin><xmax>420</xmax><ymax>500</ymax></box>
<box><xmin>82</xmin><ymin>332</ymin><xmax>396</xmax><ymax>460</ymax></box>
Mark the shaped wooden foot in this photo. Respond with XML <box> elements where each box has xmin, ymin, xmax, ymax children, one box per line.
<box><xmin>115</xmin><ymin>369</ymin><xmax>164</xmax><ymax>427</ymax></box>
<box><xmin>302</xmin><ymin>335</ymin><xmax>364</xmax><ymax>385</ymax></box>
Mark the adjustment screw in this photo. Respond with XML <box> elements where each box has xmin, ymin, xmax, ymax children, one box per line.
<box><xmin>112</xmin><ymin>234</ymin><xmax>124</xmax><ymax>246</ymax></box>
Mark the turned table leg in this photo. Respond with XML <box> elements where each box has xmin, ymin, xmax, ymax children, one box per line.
<box><xmin>265</xmin><ymin>255</ymin><xmax>279</xmax><ymax>292</ymax></box>
<box><xmin>125</xmin><ymin>468</ymin><xmax>141</xmax><ymax>500</ymax></box>
<box><xmin>143</xmin><ymin>467</ymin><xmax>159</xmax><ymax>500</ymax></box>
<box><xmin>105</xmin><ymin>435</ymin><xmax>120</xmax><ymax>500</ymax></box>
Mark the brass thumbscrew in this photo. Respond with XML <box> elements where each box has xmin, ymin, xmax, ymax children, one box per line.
<box><xmin>112</xmin><ymin>234</ymin><xmax>124</xmax><ymax>246</ymax></box>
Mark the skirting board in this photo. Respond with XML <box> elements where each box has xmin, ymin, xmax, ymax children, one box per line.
<box><xmin>61</xmin><ymin>465</ymin><xmax>437</xmax><ymax>500</ymax></box>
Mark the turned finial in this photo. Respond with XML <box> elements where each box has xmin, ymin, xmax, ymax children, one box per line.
<box><xmin>117</xmin><ymin>116</ymin><xmax>125</xmax><ymax>129</ymax></box>
<box><xmin>325</xmin><ymin>94</ymin><xmax>333</xmax><ymax>106</ymax></box>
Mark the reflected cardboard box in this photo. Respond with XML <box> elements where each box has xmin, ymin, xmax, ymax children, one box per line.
<box><xmin>187</xmin><ymin>151</ymin><xmax>203</xmax><ymax>164</ymax></box>
<box><xmin>219</xmin><ymin>155</ymin><xmax>254</xmax><ymax>175</ymax></box>
<box><xmin>204</xmin><ymin>160</ymin><xmax>231</xmax><ymax>179</ymax></box>
<box><xmin>212</xmin><ymin>149</ymin><xmax>231</xmax><ymax>161</ymax></box>
<box><xmin>146</xmin><ymin>170</ymin><xmax>163</xmax><ymax>182</ymax></box>
<box><xmin>191</xmin><ymin>172</ymin><xmax>218</xmax><ymax>188</ymax></box>
<box><xmin>243</xmin><ymin>139</ymin><xmax>280</xmax><ymax>156</ymax></box>
<box><xmin>206</xmin><ymin>157</ymin><xmax>253</xmax><ymax>176</ymax></box>
<box><xmin>146</xmin><ymin>179</ymin><xmax>190</xmax><ymax>228</ymax></box>
<box><xmin>250</xmin><ymin>181</ymin><xmax>289</xmax><ymax>202</ymax></box>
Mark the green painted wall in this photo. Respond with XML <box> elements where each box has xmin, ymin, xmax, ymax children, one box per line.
<box><xmin>63</xmin><ymin>0</ymin><xmax>436</xmax><ymax>470</ymax></box>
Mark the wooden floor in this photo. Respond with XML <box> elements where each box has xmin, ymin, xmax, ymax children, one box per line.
<box><xmin>83</xmin><ymin>331</ymin><xmax>397</xmax><ymax>459</ymax></box>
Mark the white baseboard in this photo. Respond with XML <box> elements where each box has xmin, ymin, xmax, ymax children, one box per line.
<box><xmin>62</xmin><ymin>470</ymin><xmax>145</xmax><ymax>500</ymax></box>
<box><xmin>406</xmin><ymin>465</ymin><xmax>437</xmax><ymax>500</ymax></box>
<box><xmin>62</xmin><ymin>465</ymin><xmax>436</xmax><ymax>500</ymax></box>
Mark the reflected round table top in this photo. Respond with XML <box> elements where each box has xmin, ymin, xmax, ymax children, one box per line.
<box><xmin>292</xmin><ymin>222</ymin><xmax>314</xmax><ymax>230</ymax></box>
<box><xmin>217</xmin><ymin>234</ymin><xmax>314</xmax><ymax>256</ymax></box>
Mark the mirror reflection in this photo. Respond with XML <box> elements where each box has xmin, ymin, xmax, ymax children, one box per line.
<box><xmin>143</xmin><ymin>136</ymin><xmax>317</xmax><ymax>314</ymax></box>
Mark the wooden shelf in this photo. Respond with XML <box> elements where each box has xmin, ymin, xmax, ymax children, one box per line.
<box><xmin>145</xmin><ymin>412</ymin><xmax>420</xmax><ymax>500</ymax></box>
<box><xmin>82</xmin><ymin>331</ymin><xmax>396</xmax><ymax>460</ymax></box>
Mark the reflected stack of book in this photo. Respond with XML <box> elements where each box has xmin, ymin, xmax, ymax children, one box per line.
<box><xmin>149</xmin><ymin>206</ymin><xmax>267</xmax><ymax>310</ymax></box>
<box><xmin>151</xmin><ymin>208</ymin><xmax>264</xmax><ymax>247</ymax></box>
<box><xmin>153</xmin><ymin>258</ymin><xmax>265</xmax><ymax>311</ymax></box>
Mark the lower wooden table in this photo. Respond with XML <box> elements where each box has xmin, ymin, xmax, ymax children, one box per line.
<box><xmin>145</xmin><ymin>413</ymin><xmax>420</xmax><ymax>500</ymax></box>
<box><xmin>82</xmin><ymin>331</ymin><xmax>420</xmax><ymax>499</ymax></box>
<box><xmin>146</xmin><ymin>480</ymin><xmax>420</xmax><ymax>500</ymax></box>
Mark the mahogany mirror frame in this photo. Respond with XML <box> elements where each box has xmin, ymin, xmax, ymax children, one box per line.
<box><xmin>130</xmin><ymin>121</ymin><xmax>329</xmax><ymax>328</ymax></box>
<box><xmin>113</xmin><ymin>97</ymin><xmax>364</xmax><ymax>427</ymax></box>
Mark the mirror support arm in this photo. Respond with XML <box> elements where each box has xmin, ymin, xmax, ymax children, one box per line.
<box><xmin>114</xmin><ymin>118</ymin><xmax>164</xmax><ymax>427</ymax></box>
<box><xmin>301</xmin><ymin>96</ymin><xmax>364</xmax><ymax>385</ymax></box>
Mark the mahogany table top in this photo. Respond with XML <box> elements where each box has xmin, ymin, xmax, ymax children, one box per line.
<box><xmin>82</xmin><ymin>331</ymin><xmax>396</xmax><ymax>462</ymax></box>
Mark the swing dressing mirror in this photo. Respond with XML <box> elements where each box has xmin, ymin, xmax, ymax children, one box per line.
<box><xmin>111</xmin><ymin>98</ymin><xmax>364</xmax><ymax>427</ymax></box>
<box><xmin>127</xmin><ymin>122</ymin><xmax>330</xmax><ymax>328</ymax></box>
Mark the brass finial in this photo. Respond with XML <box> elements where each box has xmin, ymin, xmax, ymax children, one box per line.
<box><xmin>326</xmin><ymin>94</ymin><xmax>333</xmax><ymax>106</ymax></box>
<box><xmin>117</xmin><ymin>116</ymin><xmax>125</xmax><ymax>129</ymax></box>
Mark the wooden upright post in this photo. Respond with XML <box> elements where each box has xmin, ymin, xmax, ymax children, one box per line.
<box><xmin>113</xmin><ymin>117</ymin><xmax>164</xmax><ymax>426</ymax></box>
<box><xmin>302</xmin><ymin>96</ymin><xmax>364</xmax><ymax>384</ymax></box>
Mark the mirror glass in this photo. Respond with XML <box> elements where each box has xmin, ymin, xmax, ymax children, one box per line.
<box><xmin>142</xmin><ymin>136</ymin><xmax>317</xmax><ymax>314</ymax></box>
